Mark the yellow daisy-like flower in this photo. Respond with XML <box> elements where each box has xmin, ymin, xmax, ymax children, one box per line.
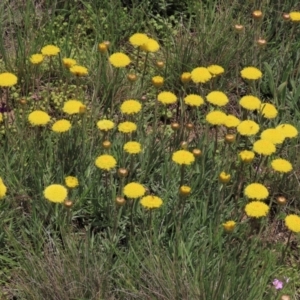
<box><xmin>41</xmin><ymin>45</ymin><xmax>60</xmax><ymax>56</ymax></box>
<box><xmin>240</xmin><ymin>67</ymin><xmax>262</xmax><ymax>80</ymax></box>
<box><xmin>276</xmin><ymin>124</ymin><xmax>298</xmax><ymax>138</ymax></box>
<box><xmin>118</xmin><ymin>121</ymin><xmax>137</xmax><ymax>133</ymax></box>
<box><xmin>224</xmin><ymin>115</ymin><xmax>240</xmax><ymax>128</ymax></box>
<box><xmin>140</xmin><ymin>38</ymin><xmax>160</xmax><ymax>52</ymax></box>
<box><xmin>253</xmin><ymin>139</ymin><xmax>276</xmax><ymax>156</ymax></box>
<box><xmin>206</xmin><ymin>91</ymin><xmax>229</xmax><ymax>106</ymax></box>
<box><xmin>109</xmin><ymin>52</ymin><xmax>131</xmax><ymax>68</ymax></box>
<box><xmin>245</xmin><ymin>201</ymin><xmax>269</xmax><ymax>218</ymax></box>
<box><xmin>63</xmin><ymin>100</ymin><xmax>85</xmax><ymax>115</ymax></box>
<box><xmin>237</xmin><ymin>120</ymin><xmax>259</xmax><ymax>136</ymax></box>
<box><xmin>271</xmin><ymin>158</ymin><xmax>292</xmax><ymax>173</ymax></box>
<box><xmin>28</xmin><ymin>110</ymin><xmax>50</xmax><ymax>126</ymax></box>
<box><xmin>97</xmin><ymin>119</ymin><xmax>115</xmax><ymax>131</ymax></box>
<box><xmin>30</xmin><ymin>54</ymin><xmax>44</xmax><ymax>65</ymax></box>
<box><xmin>44</xmin><ymin>184</ymin><xmax>67</xmax><ymax>203</ymax></box>
<box><xmin>207</xmin><ymin>65</ymin><xmax>224</xmax><ymax>76</ymax></box>
<box><xmin>152</xmin><ymin>76</ymin><xmax>164</xmax><ymax>88</ymax></box>
<box><xmin>157</xmin><ymin>91</ymin><xmax>177</xmax><ymax>105</ymax></box>
<box><xmin>259</xmin><ymin>103</ymin><xmax>278</xmax><ymax>119</ymax></box>
<box><xmin>0</xmin><ymin>178</ymin><xmax>7</xmax><ymax>199</ymax></box>
<box><xmin>206</xmin><ymin>110</ymin><xmax>227</xmax><ymax>125</ymax></box>
<box><xmin>124</xmin><ymin>182</ymin><xmax>145</xmax><ymax>198</ymax></box>
<box><xmin>184</xmin><ymin>94</ymin><xmax>204</xmax><ymax>107</ymax></box>
<box><xmin>285</xmin><ymin>215</ymin><xmax>300</xmax><ymax>233</ymax></box>
<box><xmin>172</xmin><ymin>150</ymin><xmax>195</xmax><ymax>165</ymax></box>
<box><xmin>290</xmin><ymin>12</ymin><xmax>300</xmax><ymax>22</ymax></box>
<box><xmin>222</xmin><ymin>220</ymin><xmax>236</xmax><ymax>232</ymax></box>
<box><xmin>52</xmin><ymin>119</ymin><xmax>71</xmax><ymax>133</ymax></box>
<box><xmin>70</xmin><ymin>65</ymin><xmax>88</xmax><ymax>76</ymax></box>
<box><xmin>191</xmin><ymin>67</ymin><xmax>212</xmax><ymax>84</ymax></box>
<box><xmin>140</xmin><ymin>195</ymin><xmax>163</xmax><ymax>209</ymax></box>
<box><xmin>219</xmin><ymin>171</ymin><xmax>231</xmax><ymax>184</ymax></box>
<box><xmin>124</xmin><ymin>141</ymin><xmax>141</xmax><ymax>154</ymax></box>
<box><xmin>181</xmin><ymin>72</ymin><xmax>192</xmax><ymax>84</ymax></box>
<box><xmin>0</xmin><ymin>72</ymin><xmax>18</xmax><ymax>87</ymax></box>
<box><xmin>65</xmin><ymin>176</ymin><xmax>79</xmax><ymax>188</ymax></box>
<box><xmin>63</xmin><ymin>58</ymin><xmax>77</xmax><ymax>68</ymax></box>
<box><xmin>129</xmin><ymin>33</ymin><xmax>149</xmax><ymax>47</ymax></box>
<box><xmin>239</xmin><ymin>95</ymin><xmax>261</xmax><ymax>111</ymax></box>
<box><xmin>120</xmin><ymin>100</ymin><xmax>142</xmax><ymax>114</ymax></box>
<box><xmin>239</xmin><ymin>150</ymin><xmax>255</xmax><ymax>163</ymax></box>
<box><xmin>95</xmin><ymin>154</ymin><xmax>117</xmax><ymax>171</ymax></box>
<box><xmin>260</xmin><ymin>128</ymin><xmax>285</xmax><ymax>145</ymax></box>
<box><xmin>244</xmin><ymin>183</ymin><xmax>269</xmax><ymax>200</ymax></box>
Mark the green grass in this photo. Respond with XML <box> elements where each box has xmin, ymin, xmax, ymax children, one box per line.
<box><xmin>0</xmin><ymin>0</ymin><xmax>300</xmax><ymax>299</ymax></box>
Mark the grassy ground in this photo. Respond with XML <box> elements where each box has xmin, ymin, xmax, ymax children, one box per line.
<box><xmin>0</xmin><ymin>0</ymin><xmax>300</xmax><ymax>299</ymax></box>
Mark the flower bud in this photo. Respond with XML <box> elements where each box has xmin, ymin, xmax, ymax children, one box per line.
<box><xmin>127</xmin><ymin>74</ymin><xmax>137</xmax><ymax>82</ymax></box>
<box><xmin>225</xmin><ymin>134</ymin><xmax>235</xmax><ymax>143</ymax></box>
<box><xmin>223</xmin><ymin>220</ymin><xmax>236</xmax><ymax>232</ymax></box>
<box><xmin>118</xmin><ymin>168</ymin><xmax>128</xmax><ymax>178</ymax></box>
<box><xmin>102</xmin><ymin>140</ymin><xmax>111</xmax><ymax>149</ymax></box>
<box><xmin>180</xmin><ymin>72</ymin><xmax>191</xmax><ymax>84</ymax></box>
<box><xmin>282</xmin><ymin>13</ymin><xmax>290</xmax><ymax>21</ymax></box>
<box><xmin>185</xmin><ymin>123</ymin><xmax>194</xmax><ymax>130</ymax></box>
<box><xmin>64</xmin><ymin>200</ymin><xmax>73</xmax><ymax>208</ymax></box>
<box><xmin>115</xmin><ymin>196</ymin><xmax>126</xmax><ymax>206</ymax></box>
<box><xmin>193</xmin><ymin>148</ymin><xmax>202</xmax><ymax>157</ymax></box>
<box><xmin>276</xmin><ymin>196</ymin><xmax>287</xmax><ymax>206</ymax></box>
<box><xmin>281</xmin><ymin>295</ymin><xmax>290</xmax><ymax>300</ymax></box>
<box><xmin>234</xmin><ymin>24</ymin><xmax>244</xmax><ymax>33</ymax></box>
<box><xmin>103</xmin><ymin>41</ymin><xmax>110</xmax><ymax>47</ymax></box>
<box><xmin>219</xmin><ymin>171</ymin><xmax>231</xmax><ymax>184</ymax></box>
<box><xmin>156</xmin><ymin>61</ymin><xmax>164</xmax><ymax>68</ymax></box>
<box><xmin>257</xmin><ymin>38</ymin><xmax>267</xmax><ymax>48</ymax></box>
<box><xmin>252</xmin><ymin>10</ymin><xmax>263</xmax><ymax>20</ymax></box>
<box><xmin>180</xmin><ymin>141</ymin><xmax>188</xmax><ymax>149</ymax></box>
<box><xmin>98</xmin><ymin>43</ymin><xmax>108</xmax><ymax>53</ymax></box>
<box><xmin>19</xmin><ymin>98</ymin><xmax>27</xmax><ymax>105</ymax></box>
<box><xmin>79</xmin><ymin>105</ymin><xmax>86</xmax><ymax>114</ymax></box>
<box><xmin>179</xmin><ymin>185</ymin><xmax>191</xmax><ymax>197</ymax></box>
<box><xmin>151</xmin><ymin>76</ymin><xmax>164</xmax><ymax>88</ymax></box>
<box><xmin>171</xmin><ymin>122</ymin><xmax>180</xmax><ymax>131</ymax></box>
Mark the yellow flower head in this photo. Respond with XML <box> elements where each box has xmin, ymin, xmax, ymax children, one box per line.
<box><xmin>206</xmin><ymin>110</ymin><xmax>227</xmax><ymax>125</ymax></box>
<box><xmin>28</xmin><ymin>110</ymin><xmax>50</xmax><ymax>126</ymax></box>
<box><xmin>191</xmin><ymin>67</ymin><xmax>212</xmax><ymax>83</ymax></box>
<box><xmin>290</xmin><ymin>12</ymin><xmax>300</xmax><ymax>22</ymax></box>
<box><xmin>63</xmin><ymin>58</ymin><xmax>77</xmax><ymax>68</ymax></box>
<box><xmin>109</xmin><ymin>52</ymin><xmax>131</xmax><ymax>68</ymax></box>
<box><xmin>124</xmin><ymin>141</ymin><xmax>141</xmax><ymax>154</ymax></box>
<box><xmin>120</xmin><ymin>100</ymin><xmax>142</xmax><ymax>114</ymax></box>
<box><xmin>140</xmin><ymin>195</ymin><xmax>163</xmax><ymax>209</ymax></box>
<box><xmin>253</xmin><ymin>139</ymin><xmax>276</xmax><ymax>156</ymax></box>
<box><xmin>245</xmin><ymin>201</ymin><xmax>269</xmax><ymax>218</ymax></box>
<box><xmin>152</xmin><ymin>76</ymin><xmax>164</xmax><ymax>88</ymax></box>
<box><xmin>240</xmin><ymin>67</ymin><xmax>262</xmax><ymax>80</ymax></box>
<box><xmin>261</xmin><ymin>128</ymin><xmax>285</xmax><ymax>145</ymax></box>
<box><xmin>98</xmin><ymin>42</ymin><xmax>108</xmax><ymax>53</ymax></box>
<box><xmin>276</xmin><ymin>124</ymin><xmax>298</xmax><ymax>138</ymax></box>
<box><xmin>271</xmin><ymin>158</ymin><xmax>292</xmax><ymax>173</ymax></box>
<box><xmin>30</xmin><ymin>54</ymin><xmax>44</xmax><ymax>65</ymax></box>
<box><xmin>63</xmin><ymin>100</ymin><xmax>85</xmax><ymax>115</ymax></box>
<box><xmin>129</xmin><ymin>33</ymin><xmax>149</xmax><ymax>47</ymax></box>
<box><xmin>207</xmin><ymin>65</ymin><xmax>224</xmax><ymax>76</ymax></box>
<box><xmin>65</xmin><ymin>176</ymin><xmax>79</xmax><ymax>188</ymax></box>
<box><xmin>239</xmin><ymin>150</ymin><xmax>255</xmax><ymax>163</ymax></box>
<box><xmin>285</xmin><ymin>214</ymin><xmax>300</xmax><ymax>233</ymax></box>
<box><xmin>44</xmin><ymin>184</ymin><xmax>67</xmax><ymax>203</ymax></box>
<box><xmin>97</xmin><ymin>119</ymin><xmax>115</xmax><ymax>131</ymax></box>
<box><xmin>222</xmin><ymin>220</ymin><xmax>236</xmax><ymax>232</ymax></box>
<box><xmin>157</xmin><ymin>91</ymin><xmax>177</xmax><ymax>105</ymax></box>
<box><xmin>219</xmin><ymin>172</ymin><xmax>231</xmax><ymax>184</ymax></box>
<box><xmin>41</xmin><ymin>45</ymin><xmax>60</xmax><ymax>56</ymax></box>
<box><xmin>0</xmin><ymin>72</ymin><xmax>18</xmax><ymax>87</ymax></box>
<box><xmin>184</xmin><ymin>94</ymin><xmax>204</xmax><ymax>107</ymax></box>
<box><xmin>140</xmin><ymin>38</ymin><xmax>160</xmax><ymax>52</ymax></box>
<box><xmin>224</xmin><ymin>115</ymin><xmax>240</xmax><ymax>128</ymax></box>
<box><xmin>52</xmin><ymin>119</ymin><xmax>71</xmax><ymax>133</ymax></box>
<box><xmin>0</xmin><ymin>178</ymin><xmax>7</xmax><ymax>199</ymax></box>
<box><xmin>179</xmin><ymin>185</ymin><xmax>191</xmax><ymax>197</ymax></box>
<box><xmin>118</xmin><ymin>121</ymin><xmax>137</xmax><ymax>133</ymax></box>
<box><xmin>95</xmin><ymin>154</ymin><xmax>117</xmax><ymax>171</ymax></box>
<box><xmin>244</xmin><ymin>183</ymin><xmax>269</xmax><ymax>200</ymax></box>
<box><xmin>124</xmin><ymin>182</ymin><xmax>146</xmax><ymax>198</ymax></box>
<box><xmin>259</xmin><ymin>103</ymin><xmax>278</xmax><ymax>119</ymax></box>
<box><xmin>206</xmin><ymin>91</ymin><xmax>229</xmax><ymax>106</ymax></box>
<box><xmin>239</xmin><ymin>95</ymin><xmax>261</xmax><ymax>111</ymax></box>
<box><xmin>237</xmin><ymin>120</ymin><xmax>259</xmax><ymax>136</ymax></box>
<box><xmin>172</xmin><ymin>150</ymin><xmax>195</xmax><ymax>165</ymax></box>
<box><xmin>70</xmin><ymin>65</ymin><xmax>88</xmax><ymax>76</ymax></box>
<box><xmin>181</xmin><ymin>72</ymin><xmax>192</xmax><ymax>84</ymax></box>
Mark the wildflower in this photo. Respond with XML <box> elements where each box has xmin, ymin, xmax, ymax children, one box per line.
<box><xmin>184</xmin><ymin>94</ymin><xmax>204</xmax><ymax>107</ymax></box>
<box><xmin>172</xmin><ymin>150</ymin><xmax>195</xmax><ymax>165</ymax></box>
<box><xmin>179</xmin><ymin>185</ymin><xmax>191</xmax><ymax>197</ymax></box>
<box><xmin>52</xmin><ymin>119</ymin><xmax>71</xmax><ymax>133</ymax></box>
<box><xmin>253</xmin><ymin>139</ymin><xmax>276</xmax><ymax>156</ymax></box>
<box><xmin>124</xmin><ymin>141</ymin><xmax>141</xmax><ymax>154</ymax></box>
<box><xmin>115</xmin><ymin>196</ymin><xmax>126</xmax><ymax>206</ymax></box>
<box><xmin>234</xmin><ymin>24</ymin><xmax>244</xmax><ymax>32</ymax></box>
<box><xmin>224</xmin><ymin>115</ymin><xmax>240</xmax><ymax>128</ymax></box>
<box><xmin>63</xmin><ymin>100</ymin><xmax>85</xmax><ymax>115</ymax></box>
<box><xmin>44</xmin><ymin>184</ymin><xmax>67</xmax><ymax>203</ymax></box>
<box><xmin>120</xmin><ymin>99</ymin><xmax>141</xmax><ymax>115</ymax></box>
<box><xmin>219</xmin><ymin>172</ymin><xmax>231</xmax><ymax>183</ymax></box>
<box><xmin>252</xmin><ymin>10</ymin><xmax>263</xmax><ymax>20</ymax></box>
<box><xmin>244</xmin><ymin>183</ymin><xmax>269</xmax><ymax>200</ymax></box>
<box><xmin>127</xmin><ymin>74</ymin><xmax>137</xmax><ymax>82</ymax></box>
<box><xmin>276</xmin><ymin>196</ymin><xmax>287</xmax><ymax>206</ymax></box>
<box><xmin>140</xmin><ymin>38</ymin><xmax>160</xmax><ymax>52</ymax></box>
<box><xmin>30</xmin><ymin>54</ymin><xmax>44</xmax><ymax>65</ymax></box>
<box><xmin>273</xmin><ymin>279</ymin><xmax>283</xmax><ymax>290</ymax></box>
<box><xmin>129</xmin><ymin>33</ymin><xmax>149</xmax><ymax>47</ymax></box>
<box><xmin>276</xmin><ymin>124</ymin><xmax>298</xmax><ymax>138</ymax></box>
<box><xmin>152</xmin><ymin>76</ymin><xmax>164</xmax><ymax>88</ymax></box>
<box><xmin>70</xmin><ymin>65</ymin><xmax>88</xmax><ymax>76</ymax></box>
<box><xmin>290</xmin><ymin>11</ymin><xmax>300</xmax><ymax>22</ymax></box>
<box><xmin>261</xmin><ymin>128</ymin><xmax>285</xmax><ymax>145</ymax></box>
<box><xmin>95</xmin><ymin>154</ymin><xmax>117</xmax><ymax>171</ymax></box>
<box><xmin>239</xmin><ymin>95</ymin><xmax>261</xmax><ymax>111</ymax></box>
<box><xmin>41</xmin><ymin>45</ymin><xmax>60</xmax><ymax>56</ymax></box>
<box><xmin>245</xmin><ymin>201</ymin><xmax>269</xmax><ymax>218</ymax></box>
<box><xmin>191</xmin><ymin>67</ymin><xmax>212</xmax><ymax>83</ymax></box>
<box><xmin>0</xmin><ymin>72</ymin><xmax>18</xmax><ymax>87</ymax></box>
<box><xmin>98</xmin><ymin>43</ymin><xmax>107</xmax><ymax>53</ymax></box>
<box><xmin>65</xmin><ymin>176</ymin><xmax>79</xmax><ymax>188</ymax></box>
<box><xmin>118</xmin><ymin>121</ymin><xmax>137</xmax><ymax>133</ymax></box>
<box><xmin>124</xmin><ymin>182</ymin><xmax>145</xmax><ymax>198</ymax></box>
<box><xmin>0</xmin><ymin>178</ymin><xmax>7</xmax><ymax>199</ymax></box>
<box><xmin>97</xmin><ymin>119</ymin><xmax>114</xmax><ymax>131</ymax></box>
<box><xmin>63</xmin><ymin>58</ymin><xmax>77</xmax><ymax>68</ymax></box>
<box><xmin>109</xmin><ymin>52</ymin><xmax>131</xmax><ymax>68</ymax></box>
<box><xmin>193</xmin><ymin>149</ymin><xmax>202</xmax><ymax>157</ymax></box>
<box><xmin>206</xmin><ymin>91</ymin><xmax>228</xmax><ymax>106</ymax></box>
<box><xmin>118</xmin><ymin>168</ymin><xmax>128</xmax><ymax>178</ymax></box>
<box><xmin>225</xmin><ymin>134</ymin><xmax>235</xmax><ymax>143</ymax></box>
<box><xmin>205</xmin><ymin>111</ymin><xmax>227</xmax><ymax>125</ymax></box>
<box><xmin>240</xmin><ymin>67</ymin><xmax>262</xmax><ymax>80</ymax></box>
<box><xmin>271</xmin><ymin>158</ymin><xmax>292</xmax><ymax>173</ymax></box>
<box><xmin>223</xmin><ymin>220</ymin><xmax>236</xmax><ymax>232</ymax></box>
<box><xmin>102</xmin><ymin>140</ymin><xmax>111</xmax><ymax>149</ymax></box>
<box><xmin>157</xmin><ymin>91</ymin><xmax>177</xmax><ymax>105</ymax></box>
<box><xmin>260</xmin><ymin>103</ymin><xmax>278</xmax><ymax>119</ymax></box>
<box><xmin>140</xmin><ymin>195</ymin><xmax>163</xmax><ymax>209</ymax></box>
<box><xmin>207</xmin><ymin>65</ymin><xmax>224</xmax><ymax>76</ymax></box>
<box><xmin>181</xmin><ymin>72</ymin><xmax>192</xmax><ymax>83</ymax></box>
<box><xmin>285</xmin><ymin>214</ymin><xmax>300</xmax><ymax>233</ymax></box>
<box><xmin>28</xmin><ymin>110</ymin><xmax>50</xmax><ymax>126</ymax></box>
<box><xmin>239</xmin><ymin>150</ymin><xmax>255</xmax><ymax>163</ymax></box>
<box><xmin>237</xmin><ymin>120</ymin><xmax>259</xmax><ymax>136</ymax></box>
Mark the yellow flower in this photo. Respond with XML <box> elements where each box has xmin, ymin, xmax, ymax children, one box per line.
<box><xmin>237</xmin><ymin>120</ymin><xmax>259</xmax><ymax>136</ymax></box>
<box><xmin>285</xmin><ymin>214</ymin><xmax>300</xmax><ymax>233</ymax></box>
<box><xmin>118</xmin><ymin>121</ymin><xmax>137</xmax><ymax>133</ymax></box>
<box><xmin>98</xmin><ymin>43</ymin><xmax>108</xmax><ymax>53</ymax></box>
<box><xmin>179</xmin><ymin>185</ymin><xmax>191</xmax><ymax>197</ymax></box>
<box><xmin>152</xmin><ymin>76</ymin><xmax>164</xmax><ymax>88</ymax></box>
<box><xmin>30</xmin><ymin>54</ymin><xmax>44</xmax><ymax>65</ymax></box>
<box><xmin>276</xmin><ymin>124</ymin><xmax>298</xmax><ymax>138</ymax></box>
<box><xmin>181</xmin><ymin>72</ymin><xmax>191</xmax><ymax>83</ymax></box>
<box><xmin>260</xmin><ymin>128</ymin><xmax>284</xmax><ymax>145</ymax></box>
<box><xmin>109</xmin><ymin>52</ymin><xmax>131</xmax><ymax>68</ymax></box>
<box><xmin>0</xmin><ymin>178</ymin><xmax>7</xmax><ymax>199</ymax></box>
<box><xmin>239</xmin><ymin>150</ymin><xmax>255</xmax><ymax>163</ymax></box>
<box><xmin>63</xmin><ymin>58</ymin><xmax>77</xmax><ymax>68</ymax></box>
<box><xmin>52</xmin><ymin>119</ymin><xmax>71</xmax><ymax>133</ymax></box>
<box><xmin>239</xmin><ymin>95</ymin><xmax>261</xmax><ymax>110</ymax></box>
<box><xmin>0</xmin><ymin>113</ymin><xmax>2</xmax><ymax>122</ymax></box>
<box><xmin>63</xmin><ymin>100</ymin><xmax>85</xmax><ymax>115</ymax></box>
<box><xmin>223</xmin><ymin>220</ymin><xmax>236</xmax><ymax>232</ymax></box>
<box><xmin>140</xmin><ymin>38</ymin><xmax>160</xmax><ymax>52</ymax></box>
<box><xmin>129</xmin><ymin>33</ymin><xmax>149</xmax><ymax>47</ymax></box>
<box><xmin>97</xmin><ymin>119</ymin><xmax>115</xmax><ymax>131</ymax></box>
<box><xmin>70</xmin><ymin>65</ymin><xmax>88</xmax><ymax>76</ymax></box>
<box><xmin>206</xmin><ymin>91</ymin><xmax>228</xmax><ymax>106</ymax></box>
<box><xmin>240</xmin><ymin>67</ymin><xmax>262</xmax><ymax>80</ymax></box>
<box><xmin>224</xmin><ymin>115</ymin><xmax>240</xmax><ymax>128</ymax></box>
<box><xmin>207</xmin><ymin>65</ymin><xmax>224</xmax><ymax>76</ymax></box>
<box><xmin>41</xmin><ymin>45</ymin><xmax>60</xmax><ymax>56</ymax></box>
<box><xmin>245</xmin><ymin>183</ymin><xmax>269</xmax><ymax>200</ymax></box>
<box><xmin>245</xmin><ymin>201</ymin><xmax>269</xmax><ymax>218</ymax></box>
<box><xmin>219</xmin><ymin>172</ymin><xmax>231</xmax><ymax>183</ymax></box>
<box><xmin>253</xmin><ymin>139</ymin><xmax>276</xmax><ymax>156</ymax></box>
<box><xmin>124</xmin><ymin>141</ymin><xmax>141</xmax><ymax>154</ymax></box>
<box><xmin>120</xmin><ymin>100</ymin><xmax>142</xmax><ymax>115</ymax></box>
<box><xmin>271</xmin><ymin>158</ymin><xmax>292</xmax><ymax>173</ymax></box>
<box><xmin>0</xmin><ymin>72</ymin><xmax>18</xmax><ymax>87</ymax></box>
<box><xmin>191</xmin><ymin>67</ymin><xmax>212</xmax><ymax>83</ymax></box>
<box><xmin>95</xmin><ymin>154</ymin><xmax>117</xmax><ymax>171</ymax></box>
<box><xmin>28</xmin><ymin>110</ymin><xmax>50</xmax><ymax>126</ymax></box>
<box><xmin>157</xmin><ymin>91</ymin><xmax>177</xmax><ymax>105</ymax></box>
<box><xmin>259</xmin><ymin>103</ymin><xmax>278</xmax><ymax>119</ymax></box>
<box><xmin>140</xmin><ymin>195</ymin><xmax>163</xmax><ymax>209</ymax></box>
<box><xmin>172</xmin><ymin>150</ymin><xmax>195</xmax><ymax>165</ymax></box>
<box><xmin>65</xmin><ymin>176</ymin><xmax>79</xmax><ymax>188</ymax></box>
<box><xmin>44</xmin><ymin>184</ymin><xmax>67</xmax><ymax>203</ymax></box>
<box><xmin>184</xmin><ymin>94</ymin><xmax>204</xmax><ymax>107</ymax></box>
<box><xmin>290</xmin><ymin>12</ymin><xmax>300</xmax><ymax>22</ymax></box>
<box><xmin>124</xmin><ymin>182</ymin><xmax>145</xmax><ymax>198</ymax></box>
<box><xmin>206</xmin><ymin>111</ymin><xmax>227</xmax><ymax>125</ymax></box>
